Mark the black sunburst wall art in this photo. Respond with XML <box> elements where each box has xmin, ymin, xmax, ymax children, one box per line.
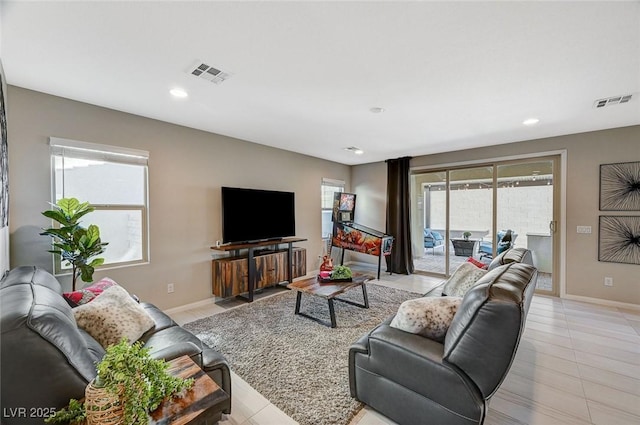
<box><xmin>599</xmin><ymin>161</ymin><xmax>640</xmax><ymax>211</ymax></box>
<box><xmin>598</xmin><ymin>216</ymin><xmax>640</xmax><ymax>265</ymax></box>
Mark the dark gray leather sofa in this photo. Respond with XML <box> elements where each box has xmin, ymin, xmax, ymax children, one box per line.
<box><xmin>0</xmin><ymin>266</ymin><xmax>231</xmax><ymax>424</ymax></box>
<box><xmin>349</xmin><ymin>248</ymin><xmax>537</xmax><ymax>425</ymax></box>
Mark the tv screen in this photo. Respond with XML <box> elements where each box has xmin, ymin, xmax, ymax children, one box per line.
<box><xmin>221</xmin><ymin>187</ymin><xmax>296</xmax><ymax>244</ymax></box>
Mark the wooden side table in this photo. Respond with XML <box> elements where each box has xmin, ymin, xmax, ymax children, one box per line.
<box><xmin>150</xmin><ymin>356</ymin><xmax>230</xmax><ymax>425</ymax></box>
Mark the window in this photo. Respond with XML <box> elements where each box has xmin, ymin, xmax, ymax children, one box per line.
<box><xmin>50</xmin><ymin>137</ymin><xmax>149</xmax><ymax>273</ymax></box>
<box><xmin>321</xmin><ymin>178</ymin><xmax>344</xmax><ymax>238</ymax></box>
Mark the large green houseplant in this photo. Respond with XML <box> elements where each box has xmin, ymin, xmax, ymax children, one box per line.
<box><xmin>46</xmin><ymin>339</ymin><xmax>194</xmax><ymax>425</ymax></box>
<box><xmin>41</xmin><ymin>197</ymin><xmax>108</xmax><ymax>290</ymax></box>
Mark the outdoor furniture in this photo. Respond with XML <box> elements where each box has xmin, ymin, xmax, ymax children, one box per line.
<box><xmin>423</xmin><ymin>228</ymin><xmax>444</xmax><ymax>253</ymax></box>
<box><xmin>451</xmin><ymin>238</ymin><xmax>478</xmax><ymax>256</ymax></box>
<box><xmin>479</xmin><ymin>229</ymin><xmax>516</xmax><ymax>259</ymax></box>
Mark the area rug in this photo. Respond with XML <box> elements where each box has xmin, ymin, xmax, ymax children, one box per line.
<box><xmin>184</xmin><ymin>283</ymin><xmax>420</xmax><ymax>425</ymax></box>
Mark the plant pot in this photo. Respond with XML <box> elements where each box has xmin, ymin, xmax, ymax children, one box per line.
<box><xmin>85</xmin><ymin>380</ymin><xmax>124</xmax><ymax>425</ymax></box>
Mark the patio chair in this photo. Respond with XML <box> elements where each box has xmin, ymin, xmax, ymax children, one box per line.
<box><xmin>479</xmin><ymin>229</ymin><xmax>516</xmax><ymax>259</ymax></box>
<box><xmin>424</xmin><ymin>228</ymin><xmax>445</xmax><ymax>254</ymax></box>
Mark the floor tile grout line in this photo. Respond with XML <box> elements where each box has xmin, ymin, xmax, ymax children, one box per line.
<box><xmin>561</xmin><ymin>297</ymin><xmax>617</xmax><ymax>425</ymax></box>
<box><xmin>491</xmin><ymin>388</ymin><xmax>593</xmax><ymax>425</ymax></box>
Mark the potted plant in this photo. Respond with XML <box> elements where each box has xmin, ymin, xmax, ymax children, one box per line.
<box><xmin>463</xmin><ymin>231</ymin><xmax>472</xmax><ymax>241</ymax></box>
<box><xmin>41</xmin><ymin>198</ymin><xmax>108</xmax><ymax>290</ymax></box>
<box><xmin>46</xmin><ymin>339</ymin><xmax>194</xmax><ymax>425</ymax></box>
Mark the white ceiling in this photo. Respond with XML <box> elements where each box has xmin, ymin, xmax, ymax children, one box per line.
<box><xmin>2</xmin><ymin>1</ymin><xmax>639</xmax><ymax>165</ymax></box>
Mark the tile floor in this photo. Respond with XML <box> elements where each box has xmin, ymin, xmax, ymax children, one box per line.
<box><xmin>168</xmin><ymin>265</ymin><xmax>640</xmax><ymax>425</ymax></box>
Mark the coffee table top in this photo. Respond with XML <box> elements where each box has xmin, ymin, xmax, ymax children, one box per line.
<box><xmin>287</xmin><ymin>273</ymin><xmax>374</xmax><ymax>298</ymax></box>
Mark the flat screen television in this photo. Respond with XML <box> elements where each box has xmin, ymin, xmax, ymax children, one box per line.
<box><xmin>221</xmin><ymin>186</ymin><xmax>296</xmax><ymax>244</ymax></box>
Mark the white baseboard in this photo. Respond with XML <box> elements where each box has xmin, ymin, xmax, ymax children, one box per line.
<box><xmin>164</xmin><ymin>297</ymin><xmax>217</xmax><ymax>315</ymax></box>
<box><xmin>562</xmin><ymin>293</ymin><xmax>640</xmax><ymax>311</ymax></box>
<box><xmin>164</xmin><ymin>270</ymin><xmax>319</xmax><ymax>315</ymax></box>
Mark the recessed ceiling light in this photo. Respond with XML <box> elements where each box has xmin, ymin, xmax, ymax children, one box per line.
<box><xmin>170</xmin><ymin>88</ymin><xmax>188</xmax><ymax>98</ymax></box>
<box><xmin>522</xmin><ymin>118</ymin><xmax>539</xmax><ymax>126</ymax></box>
<box><xmin>370</xmin><ymin>107</ymin><xmax>385</xmax><ymax>114</ymax></box>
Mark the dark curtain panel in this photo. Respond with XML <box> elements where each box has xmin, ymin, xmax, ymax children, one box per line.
<box><xmin>385</xmin><ymin>156</ymin><xmax>414</xmax><ymax>274</ymax></box>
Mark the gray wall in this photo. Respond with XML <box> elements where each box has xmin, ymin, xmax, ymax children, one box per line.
<box><xmin>7</xmin><ymin>86</ymin><xmax>351</xmax><ymax>309</ymax></box>
<box><xmin>352</xmin><ymin>126</ymin><xmax>640</xmax><ymax>305</ymax></box>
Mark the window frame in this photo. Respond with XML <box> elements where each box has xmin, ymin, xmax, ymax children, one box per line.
<box><xmin>321</xmin><ymin>178</ymin><xmax>345</xmax><ymax>239</ymax></box>
<box><xmin>49</xmin><ymin>137</ymin><xmax>150</xmax><ymax>275</ymax></box>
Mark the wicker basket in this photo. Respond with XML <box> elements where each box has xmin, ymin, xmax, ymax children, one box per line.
<box><xmin>84</xmin><ymin>380</ymin><xmax>124</xmax><ymax>425</ymax></box>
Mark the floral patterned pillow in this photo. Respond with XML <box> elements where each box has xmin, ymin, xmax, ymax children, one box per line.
<box><xmin>63</xmin><ymin>277</ymin><xmax>119</xmax><ymax>307</ymax></box>
<box><xmin>390</xmin><ymin>296</ymin><xmax>462</xmax><ymax>342</ymax></box>
<box><xmin>73</xmin><ymin>285</ymin><xmax>155</xmax><ymax>348</ymax></box>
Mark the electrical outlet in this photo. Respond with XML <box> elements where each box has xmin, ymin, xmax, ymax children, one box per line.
<box><xmin>604</xmin><ymin>277</ymin><xmax>613</xmax><ymax>287</ymax></box>
<box><xmin>167</xmin><ymin>283</ymin><xmax>175</xmax><ymax>293</ymax></box>
<box><xmin>577</xmin><ymin>226</ymin><xmax>592</xmax><ymax>234</ymax></box>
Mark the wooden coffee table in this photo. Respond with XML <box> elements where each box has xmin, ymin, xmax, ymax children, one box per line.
<box><xmin>149</xmin><ymin>355</ymin><xmax>230</xmax><ymax>425</ymax></box>
<box><xmin>287</xmin><ymin>273</ymin><xmax>374</xmax><ymax>328</ymax></box>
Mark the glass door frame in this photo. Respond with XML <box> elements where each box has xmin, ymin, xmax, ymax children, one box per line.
<box><xmin>411</xmin><ymin>151</ymin><xmax>565</xmax><ymax>296</ymax></box>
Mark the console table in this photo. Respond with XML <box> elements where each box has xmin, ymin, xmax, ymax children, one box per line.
<box><xmin>211</xmin><ymin>237</ymin><xmax>307</xmax><ymax>302</ymax></box>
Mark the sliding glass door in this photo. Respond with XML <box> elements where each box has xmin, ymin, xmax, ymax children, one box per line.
<box><xmin>497</xmin><ymin>159</ymin><xmax>557</xmax><ymax>294</ymax></box>
<box><xmin>411</xmin><ymin>156</ymin><xmax>559</xmax><ymax>295</ymax></box>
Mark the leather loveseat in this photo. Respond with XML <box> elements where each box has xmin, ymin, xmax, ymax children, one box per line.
<box><xmin>0</xmin><ymin>266</ymin><xmax>231</xmax><ymax>425</ymax></box>
<box><xmin>349</xmin><ymin>248</ymin><xmax>537</xmax><ymax>425</ymax></box>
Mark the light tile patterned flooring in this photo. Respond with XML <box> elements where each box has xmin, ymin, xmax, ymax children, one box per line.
<box><xmin>169</xmin><ymin>265</ymin><xmax>640</xmax><ymax>425</ymax></box>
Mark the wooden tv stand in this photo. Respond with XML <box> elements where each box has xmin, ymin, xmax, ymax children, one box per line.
<box><xmin>211</xmin><ymin>237</ymin><xmax>307</xmax><ymax>302</ymax></box>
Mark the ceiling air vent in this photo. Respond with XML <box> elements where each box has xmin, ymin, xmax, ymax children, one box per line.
<box><xmin>593</xmin><ymin>94</ymin><xmax>633</xmax><ymax>109</ymax></box>
<box><xmin>187</xmin><ymin>61</ymin><xmax>231</xmax><ymax>85</ymax></box>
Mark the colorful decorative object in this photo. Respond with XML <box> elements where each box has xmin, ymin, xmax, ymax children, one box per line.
<box><xmin>599</xmin><ymin>161</ymin><xmax>640</xmax><ymax>211</ymax></box>
<box><xmin>319</xmin><ymin>255</ymin><xmax>333</xmax><ymax>272</ymax></box>
<box><xmin>598</xmin><ymin>216</ymin><xmax>640</xmax><ymax>265</ymax></box>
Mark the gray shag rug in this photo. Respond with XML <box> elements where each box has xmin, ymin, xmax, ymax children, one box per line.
<box><xmin>184</xmin><ymin>283</ymin><xmax>420</xmax><ymax>425</ymax></box>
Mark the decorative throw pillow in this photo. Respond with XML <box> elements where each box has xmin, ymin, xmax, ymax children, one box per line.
<box><xmin>466</xmin><ymin>257</ymin><xmax>488</xmax><ymax>270</ymax></box>
<box><xmin>63</xmin><ymin>277</ymin><xmax>118</xmax><ymax>307</ymax></box>
<box><xmin>390</xmin><ymin>297</ymin><xmax>462</xmax><ymax>342</ymax></box>
<box><xmin>442</xmin><ymin>262</ymin><xmax>488</xmax><ymax>297</ymax></box>
<box><xmin>73</xmin><ymin>285</ymin><xmax>155</xmax><ymax>348</ymax></box>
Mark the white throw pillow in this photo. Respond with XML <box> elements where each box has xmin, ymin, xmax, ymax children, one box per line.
<box><xmin>441</xmin><ymin>262</ymin><xmax>488</xmax><ymax>297</ymax></box>
<box><xmin>73</xmin><ymin>284</ymin><xmax>155</xmax><ymax>348</ymax></box>
<box><xmin>390</xmin><ymin>296</ymin><xmax>462</xmax><ymax>342</ymax></box>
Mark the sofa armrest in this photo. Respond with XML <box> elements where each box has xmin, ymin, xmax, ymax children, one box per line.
<box><xmin>149</xmin><ymin>341</ymin><xmax>202</xmax><ymax>363</ymax></box>
<box><xmin>351</xmin><ymin>323</ymin><xmax>482</xmax><ymax>419</ymax></box>
<box><xmin>202</xmin><ymin>348</ymin><xmax>232</xmax><ymax>414</ymax></box>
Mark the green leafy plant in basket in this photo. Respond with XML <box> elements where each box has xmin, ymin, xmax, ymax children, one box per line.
<box><xmin>46</xmin><ymin>339</ymin><xmax>194</xmax><ymax>425</ymax></box>
<box><xmin>463</xmin><ymin>231</ymin><xmax>472</xmax><ymax>241</ymax></box>
<box><xmin>40</xmin><ymin>197</ymin><xmax>108</xmax><ymax>291</ymax></box>
<box><xmin>331</xmin><ymin>265</ymin><xmax>353</xmax><ymax>280</ymax></box>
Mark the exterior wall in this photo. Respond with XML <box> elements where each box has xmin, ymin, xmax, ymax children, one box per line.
<box><xmin>7</xmin><ymin>86</ymin><xmax>350</xmax><ymax>309</ymax></box>
<box><xmin>353</xmin><ymin>125</ymin><xmax>640</xmax><ymax>305</ymax></box>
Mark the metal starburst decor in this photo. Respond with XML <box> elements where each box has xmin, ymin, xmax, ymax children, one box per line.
<box><xmin>599</xmin><ymin>161</ymin><xmax>640</xmax><ymax>211</ymax></box>
<box><xmin>598</xmin><ymin>216</ymin><xmax>640</xmax><ymax>265</ymax></box>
